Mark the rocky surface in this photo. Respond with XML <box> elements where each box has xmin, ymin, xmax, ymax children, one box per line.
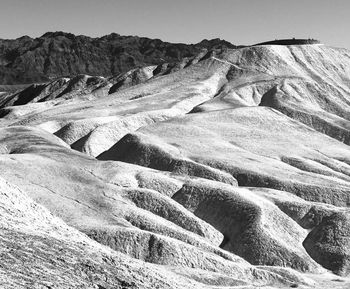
<box><xmin>0</xmin><ymin>39</ymin><xmax>350</xmax><ymax>288</ymax></box>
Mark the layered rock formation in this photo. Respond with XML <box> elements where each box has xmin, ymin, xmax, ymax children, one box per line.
<box><xmin>0</xmin><ymin>38</ymin><xmax>350</xmax><ymax>288</ymax></box>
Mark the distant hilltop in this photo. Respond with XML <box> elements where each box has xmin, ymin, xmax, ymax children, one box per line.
<box><xmin>254</xmin><ymin>38</ymin><xmax>321</xmax><ymax>46</ymax></box>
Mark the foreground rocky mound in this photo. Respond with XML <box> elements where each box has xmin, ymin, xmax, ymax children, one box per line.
<box><xmin>0</xmin><ymin>176</ymin><xmax>202</xmax><ymax>288</ymax></box>
<box><xmin>0</xmin><ymin>41</ymin><xmax>350</xmax><ymax>288</ymax></box>
<box><xmin>304</xmin><ymin>212</ymin><xmax>350</xmax><ymax>276</ymax></box>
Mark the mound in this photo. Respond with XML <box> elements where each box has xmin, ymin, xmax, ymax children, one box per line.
<box><xmin>304</xmin><ymin>212</ymin><xmax>350</xmax><ymax>276</ymax></box>
<box><xmin>254</xmin><ymin>38</ymin><xmax>320</xmax><ymax>46</ymax></box>
<box><xmin>173</xmin><ymin>179</ymin><xmax>322</xmax><ymax>272</ymax></box>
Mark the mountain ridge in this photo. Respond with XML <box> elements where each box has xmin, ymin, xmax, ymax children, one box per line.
<box><xmin>0</xmin><ymin>31</ymin><xmax>237</xmax><ymax>85</ymax></box>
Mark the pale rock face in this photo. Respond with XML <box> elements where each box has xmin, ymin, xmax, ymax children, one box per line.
<box><xmin>0</xmin><ymin>43</ymin><xmax>350</xmax><ymax>288</ymax></box>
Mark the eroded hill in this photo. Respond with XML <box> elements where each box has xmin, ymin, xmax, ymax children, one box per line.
<box><xmin>0</xmin><ymin>41</ymin><xmax>350</xmax><ymax>288</ymax></box>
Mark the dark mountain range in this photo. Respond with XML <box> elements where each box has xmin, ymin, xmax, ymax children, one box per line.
<box><xmin>0</xmin><ymin>31</ymin><xmax>236</xmax><ymax>85</ymax></box>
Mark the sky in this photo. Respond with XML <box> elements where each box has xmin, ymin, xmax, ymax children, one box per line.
<box><xmin>0</xmin><ymin>0</ymin><xmax>349</xmax><ymax>49</ymax></box>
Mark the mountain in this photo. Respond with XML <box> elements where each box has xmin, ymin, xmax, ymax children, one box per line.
<box><xmin>0</xmin><ymin>31</ymin><xmax>236</xmax><ymax>85</ymax></box>
<box><xmin>0</xmin><ymin>38</ymin><xmax>350</xmax><ymax>288</ymax></box>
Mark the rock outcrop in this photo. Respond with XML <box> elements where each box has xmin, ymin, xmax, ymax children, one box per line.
<box><xmin>304</xmin><ymin>212</ymin><xmax>350</xmax><ymax>276</ymax></box>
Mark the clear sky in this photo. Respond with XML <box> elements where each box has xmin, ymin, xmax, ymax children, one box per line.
<box><xmin>0</xmin><ymin>0</ymin><xmax>349</xmax><ymax>48</ymax></box>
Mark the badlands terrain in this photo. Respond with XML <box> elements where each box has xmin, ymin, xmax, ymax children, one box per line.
<box><xmin>0</xmin><ymin>33</ymin><xmax>350</xmax><ymax>288</ymax></box>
